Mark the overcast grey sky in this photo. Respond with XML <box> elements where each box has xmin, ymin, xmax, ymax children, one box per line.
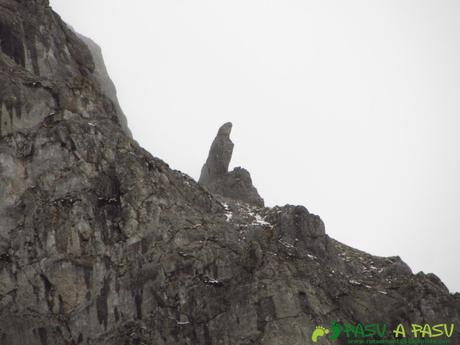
<box><xmin>51</xmin><ymin>0</ymin><xmax>460</xmax><ymax>292</ymax></box>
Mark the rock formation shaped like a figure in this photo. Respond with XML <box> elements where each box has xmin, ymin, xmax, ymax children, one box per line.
<box><xmin>199</xmin><ymin>122</ymin><xmax>234</xmax><ymax>185</ymax></box>
<box><xmin>199</xmin><ymin>122</ymin><xmax>265</xmax><ymax>207</ymax></box>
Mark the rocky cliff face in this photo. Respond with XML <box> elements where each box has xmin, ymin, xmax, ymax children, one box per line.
<box><xmin>75</xmin><ymin>32</ymin><xmax>131</xmax><ymax>138</ymax></box>
<box><xmin>0</xmin><ymin>1</ymin><xmax>459</xmax><ymax>345</ymax></box>
<box><xmin>0</xmin><ymin>0</ymin><xmax>129</xmax><ymax>138</ymax></box>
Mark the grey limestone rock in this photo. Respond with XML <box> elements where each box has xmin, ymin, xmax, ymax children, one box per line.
<box><xmin>75</xmin><ymin>32</ymin><xmax>132</xmax><ymax>138</ymax></box>
<box><xmin>199</xmin><ymin>122</ymin><xmax>265</xmax><ymax>207</ymax></box>
<box><xmin>0</xmin><ymin>1</ymin><xmax>459</xmax><ymax>345</ymax></box>
<box><xmin>0</xmin><ymin>0</ymin><xmax>129</xmax><ymax>138</ymax></box>
<box><xmin>199</xmin><ymin>122</ymin><xmax>234</xmax><ymax>185</ymax></box>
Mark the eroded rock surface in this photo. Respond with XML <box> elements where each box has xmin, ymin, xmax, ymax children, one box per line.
<box><xmin>199</xmin><ymin>122</ymin><xmax>264</xmax><ymax>207</ymax></box>
<box><xmin>0</xmin><ymin>0</ymin><xmax>128</xmax><ymax>137</ymax></box>
<box><xmin>0</xmin><ymin>1</ymin><xmax>459</xmax><ymax>345</ymax></box>
<box><xmin>76</xmin><ymin>32</ymin><xmax>132</xmax><ymax>137</ymax></box>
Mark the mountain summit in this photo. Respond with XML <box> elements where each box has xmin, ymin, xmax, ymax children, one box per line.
<box><xmin>0</xmin><ymin>1</ymin><xmax>458</xmax><ymax>344</ymax></box>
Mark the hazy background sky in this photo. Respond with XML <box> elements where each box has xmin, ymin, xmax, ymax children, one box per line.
<box><xmin>51</xmin><ymin>0</ymin><xmax>460</xmax><ymax>292</ymax></box>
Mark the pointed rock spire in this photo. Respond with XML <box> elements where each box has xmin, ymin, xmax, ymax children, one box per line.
<box><xmin>199</xmin><ymin>122</ymin><xmax>234</xmax><ymax>185</ymax></box>
<box><xmin>199</xmin><ymin>123</ymin><xmax>264</xmax><ymax>207</ymax></box>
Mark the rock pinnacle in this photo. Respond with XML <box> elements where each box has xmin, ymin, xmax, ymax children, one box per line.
<box><xmin>199</xmin><ymin>122</ymin><xmax>264</xmax><ymax>207</ymax></box>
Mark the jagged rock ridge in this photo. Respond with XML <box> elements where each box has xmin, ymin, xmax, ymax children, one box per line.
<box><xmin>0</xmin><ymin>1</ymin><xmax>459</xmax><ymax>345</ymax></box>
<box><xmin>199</xmin><ymin>122</ymin><xmax>264</xmax><ymax>207</ymax></box>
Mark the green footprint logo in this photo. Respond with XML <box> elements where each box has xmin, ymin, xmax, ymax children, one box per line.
<box><xmin>311</xmin><ymin>326</ymin><xmax>330</xmax><ymax>343</ymax></box>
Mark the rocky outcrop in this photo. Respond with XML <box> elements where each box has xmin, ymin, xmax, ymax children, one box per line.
<box><xmin>0</xmin><ymin>0</ymin><xmax>129</xmax><ymax>138</ymax></box>
<box><xmin>199</xmin><ymin>122</ymin><xmax>264</xmax><ymax>207</ymax></box>
<box><xmin>199</xmin><ymin>122</ymin><xmax>234</xmax><ymax>185</ymax></box>
<box><xmin>0</xmin><ymin>1</ymin><xmax>459</xmax><ymax>345</ymax></box>
<box><xmin>76</xmin><ymin>32</ymin><xmax>132</xmax><ymax>137</ymax></box>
